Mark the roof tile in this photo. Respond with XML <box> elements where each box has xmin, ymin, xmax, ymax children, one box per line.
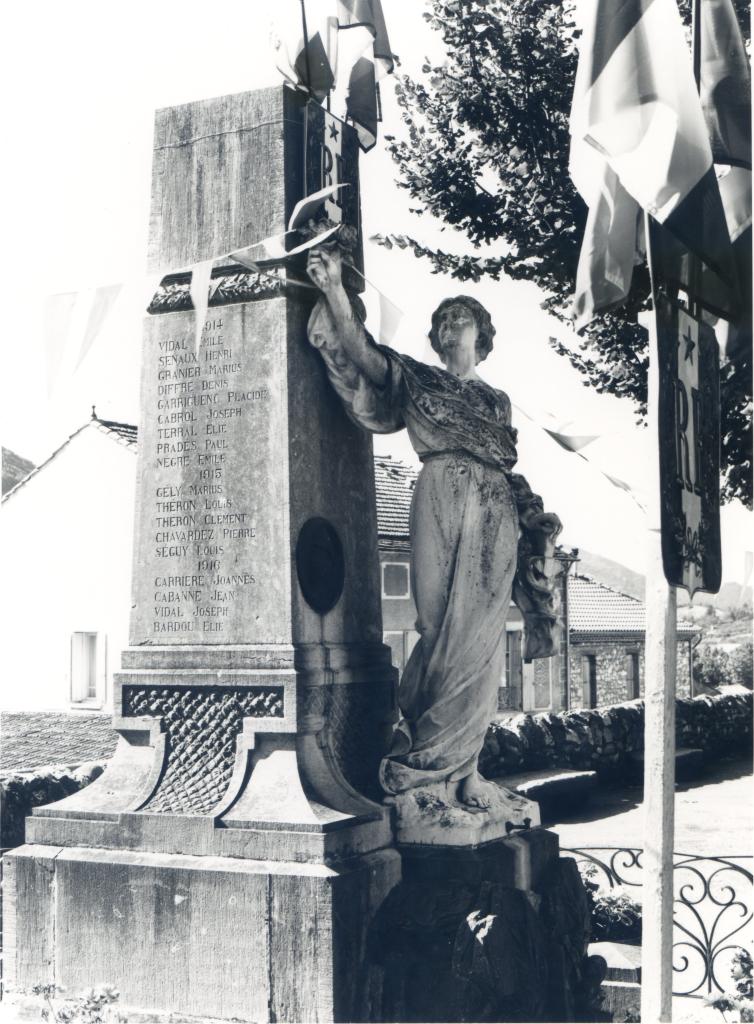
<box><xmin>569</xmin><ymin>574</ymin><xmax>697</xmax><ymax>637</ymax></box>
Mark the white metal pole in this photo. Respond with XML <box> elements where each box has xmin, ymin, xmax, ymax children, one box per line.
<box><xmin>640</xmin><ymin>217</ymin><xmax>678</xmax><ymax>1022</ymax></box>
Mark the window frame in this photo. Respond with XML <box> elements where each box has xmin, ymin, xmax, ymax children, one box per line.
<box><xmin>381</xmin><ymin>560</ymin><xmax>411</xmax><ymax>599</ymax></box>
<box><xmin>581</xmin><ymin>652</ymin><xmax>598</xmax><ymax>709</ymax></box>
<box><xmin>626</xmin><ymin>649</ymin><xmax>641</xmax><ymax>700</ymax></box>
<box><xmin>70</xmin><ymin>631</ymin><xmax>106</xmax><ymax>707</ymax></box>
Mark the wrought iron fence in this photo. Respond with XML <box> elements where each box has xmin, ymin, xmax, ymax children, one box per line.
<box><xmin>0</xmin><ymin>850</ymin><xmax>6</xmax><ymax>1001</ymax></box>
<box><xmin>562</xmin><ymin>846</ymin><xmax>753</xmax><ymax>998</ymax></box>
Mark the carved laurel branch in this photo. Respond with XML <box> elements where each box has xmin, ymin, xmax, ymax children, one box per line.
<box><xmin>147</xmin><ymin>266</ymin><xmax>287</xmax><ymax>314</ymax></box>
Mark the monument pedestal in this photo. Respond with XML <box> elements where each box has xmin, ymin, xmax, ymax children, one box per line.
<box><xmin>369</xmin><ymin>830</ymin><xmax>605</xmax><ymax>1024</ymax></box>
<box><xmin>3</xmin><ymin>87</ymin><xmax>400</xmax><ymax>1024</ymax></box>
<box><xmin>4</xmin><ymin>844</ymin><xmax>398</xmax><ymax>1023</ymax></box>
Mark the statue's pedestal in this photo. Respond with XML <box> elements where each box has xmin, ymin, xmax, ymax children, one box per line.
<box><xmin>385</xmin><ymin>779</ymin><xmax>540</xmax><ymax>847</ymax></box>
<box><xmin>370</xmin><ymin>829</ymin><xmax>605</xmax><ymax>1024</ymax></box>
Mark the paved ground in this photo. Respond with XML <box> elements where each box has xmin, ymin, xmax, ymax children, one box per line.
<box><xmin>0</xmin><ymin>711</ymin><xmax>118</xmax><ymax>772</ymax></box>
<box><xmin>549</xmin><ymin>754</ymin><xmax>753</xmax><ymax>856</ymax></box>
<box><xmin>549</xmin><ymin>755</ymin><xmax>752</xmax><ymax>1023</ymax></box>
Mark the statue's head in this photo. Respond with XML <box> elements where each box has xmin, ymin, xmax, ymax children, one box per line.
<box><xmin>429</xmin><ymin>296</ymin><xmax>496</xmax><ymax>365</ymax></box>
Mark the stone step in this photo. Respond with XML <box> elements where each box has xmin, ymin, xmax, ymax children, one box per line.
<box><xmin>629</xmin><ymin>746</ymin><xmax>706</xmax><ymax>783</ymax></box>
<box><xmin>589</xmin><ymin>940</ymin><xmax>642</xmax><ymax>982</ymax></box>
<box><xmin>494</xmin><ymin>768</ymin><xmax>598</xmax><ymax>818</ymax></box>
<box><xmin>590</xmin><ymin>941</ymin><xmax>642</xmax><ymax>1021</ymax></box>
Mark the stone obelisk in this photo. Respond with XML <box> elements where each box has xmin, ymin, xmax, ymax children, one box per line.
<box><xmin>3</xmin><ymin>87</ymin><xmax>400</xmax><ymax>1022</ymax></box>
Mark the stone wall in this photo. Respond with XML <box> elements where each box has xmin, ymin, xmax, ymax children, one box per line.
<box><xmin>480</xmin><ymin>690</ymin><xmax>752</xmax><ymax>780</ymax></box>
<box><xmin>0</xmin><ymin>762</ymin><xmax>104</xmax><ymax>849</ymax></box>
<box><xmin>568</xmin><ymin>639</ymin><xmax>693</xmax><ymax>710</ymax></box>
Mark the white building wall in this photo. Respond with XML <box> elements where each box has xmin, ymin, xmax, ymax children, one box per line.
<box><xmin>1</xmin><ymin>425</ymin><xmax>136</xmax><ymax>712</ymax></box>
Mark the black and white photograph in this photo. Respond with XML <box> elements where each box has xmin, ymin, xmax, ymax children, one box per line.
<box><xmin>0</xmin><ymin>1</ymin><xmax>751</xmax><ymax>1021</ymax></box>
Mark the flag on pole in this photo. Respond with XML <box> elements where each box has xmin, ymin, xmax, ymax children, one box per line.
<box><xmin>336</xmin><ymin>0</ymin><xmax>395</xmax><ymax>150</ymax></box>
<box><xmin>701</xmin><ymin>0</ymin><xmax>751</xmax><ymax>361</ymax></box>
<box><xmin>700</xmin><ymin>0</ymin><xmax>751</xmax><ymax>173</ymax></box>
<box><xmin>273</xmin><ymin>0</ymin><xmax>338</xmax><ymax>104</ymax></box>
<box><xmin>336</xmin><ymin>0</ymin><xmax>393</xmax><ymax>77</ymax></box>
<box><xmin>570</xmin><ymin>0</ymin><xmax>739</xmax><ymax>326</ymax></box>
<box><xmin>572</xmin><ymin>161</ymin><xmax>641</xmax><ymax>327</ymax></box>
<box><xmin>272</xmin><ymin>0</ymin><xmax>394</xmax><ymax>149</ymax></box>
<box><xmin>650</xmin><ymin>0</ymin><xmax>751</xmax><ymax>354</ymax></box>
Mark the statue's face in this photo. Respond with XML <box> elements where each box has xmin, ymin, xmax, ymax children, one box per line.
<box><xmin>437</xmin><ymin>303</ymin><xmax>479</xmax><ymax>365</ymax></box>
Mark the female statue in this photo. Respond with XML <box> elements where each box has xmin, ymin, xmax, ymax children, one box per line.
<box><xmin>305</xmin><ymin>226</ymin><xmax>561</xmax><ymax>811</ymax></box>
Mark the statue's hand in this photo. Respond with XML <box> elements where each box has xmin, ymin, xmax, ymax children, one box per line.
<box><xmin>306</xmin><ymin>248</ymin><xmax>344</xmax><ymax>296</ymax></box>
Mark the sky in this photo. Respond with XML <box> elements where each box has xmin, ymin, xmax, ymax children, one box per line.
<box><xmin>0</xmin><ymin>0</ymin><xmax>750</xmax><ymax>583</ymax></box>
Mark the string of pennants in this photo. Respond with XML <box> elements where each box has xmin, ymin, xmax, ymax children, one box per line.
<box><xmin>42</xmin><ymin>181</ymin><xmax>646</xmax><ymax>514</ymax></box>
<box><xmin>512</xmin><ymin>403</ymin><xmax>648</xmax><ymax>512</ymax></box>
<box><xmin>43</xmin><ymin>183</ymin><xmax>401</xmax><ymax>393</ymax></box>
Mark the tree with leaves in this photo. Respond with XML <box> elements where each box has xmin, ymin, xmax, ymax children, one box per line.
<box><xmin>377</xmin><ymin>0</ymin><xmax>751</xmax><ymax>505</ymax></box>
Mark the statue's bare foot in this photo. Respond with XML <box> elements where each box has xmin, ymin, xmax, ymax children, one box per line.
<box><xmin>459</xmin><ymin>771</ymin><xmax>496</xmax><ymax>810</ymax></box>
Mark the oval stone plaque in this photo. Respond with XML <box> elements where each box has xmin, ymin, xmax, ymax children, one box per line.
<box><xmin>295</xmin><ymin>517</ymin><xmax>345</xmax><ymax>614</ymax></box>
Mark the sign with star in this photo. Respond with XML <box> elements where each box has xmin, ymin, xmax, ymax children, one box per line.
<box><xmin>656</xmin><ymin>294</ymin><xmax>722</xmax><ymax>597</ymax></box>
<box><xmin>304</xmin><ymin>103</ymin><xmax>364</xmax><ymax>290</ymax></box>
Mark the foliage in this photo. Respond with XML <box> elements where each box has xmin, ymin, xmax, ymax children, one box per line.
<box><xmin>694</xmin><ymin>644</ymin><xmax>734</xmax><ymax>689</ymax></box>
<box><xmin>707</xmin><ymin>948</ymin><xmax>754</xmax><ymax>1022</ymax></box>
<box><xmin>729</xmin><ymin>644</ymin><xmax>754</xmax><ymax>688</ymax></box>
<box><xmin>581</xmin><ymin>866</ymin><xmax>643</xmax><ymax>943</ymax></box>
<box><xmin>730</xmin><ymin>603</ymin><xmax>754</xmax><ymax>622</ymax></box>
<box><xmin>380</xmin><ymin>0</ymin><xmax>752</xmax><ymax>505</ymax></box>
<box><xmin>31</xmin><ymin>984</ymin><xmax>125</xmax><ymax>1024</ymax></box>
<box><xmin>694</xmin><ymin>643</ymin><xmax>754</xmax><ymax>689</ymax></box>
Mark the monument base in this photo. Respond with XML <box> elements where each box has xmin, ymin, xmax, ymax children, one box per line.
<box><xmin>368</xmin><ymin>830</ymin><xmax>607</xmax><ymax>1023</ymax></box>
<box><xmin>385</xmin><ymin>779</ymin><xmax>540</xmax><ymax>847</ymax></box>
<box><xmin>3</xmin><ymin>842</ymin><xmax>400</xmax><ymax>1023</ymax></box>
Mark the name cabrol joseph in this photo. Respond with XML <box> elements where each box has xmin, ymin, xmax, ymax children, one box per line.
<box><xmin>141</xmin><ymin>305</ymin><xmax>273</xmax><ymax>641</ymax></box>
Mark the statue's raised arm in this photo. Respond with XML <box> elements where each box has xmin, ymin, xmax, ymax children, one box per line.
<box><xmin>307</xmin><ymin>246</ymin><xmax>388</xmax><ymax>389</ymax></box>
<box><xmin>305</xmin><ymin>229</ymin><xmax>562</xmax><ymax>835</ymax></box>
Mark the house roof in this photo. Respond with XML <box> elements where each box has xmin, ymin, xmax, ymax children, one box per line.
<box><xmin>1</xmin><ymin>415</ymin><xmax>137</xmax><ymax>503</ymax></box>
<box><xmin>2</xmin><ymin>447</ymin><xmax>35</xmax><ymax>495</ymax></box>
<box><xmin>374</xmin><ymin>455</ymin><xmax>415</xmax><ymax>538</ymax></box>
<box><xmin>569</xmin><ymin>573</ymin><xmax>698</xmax><ymax>638</ymax></box>
<box><xmin>94</xmin><ymin>418</ymin><xmax>137</xmax><ymax>448</ymax></box>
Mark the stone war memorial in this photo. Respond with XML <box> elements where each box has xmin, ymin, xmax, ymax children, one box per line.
<box><xmin>3</xmin><ymin>86</ymin><xmax>605</xmax><ymax>1023</ymax></box>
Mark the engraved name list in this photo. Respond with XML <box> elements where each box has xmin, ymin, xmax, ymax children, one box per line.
<box><xmin>142</xmin><ymin>312</ymin><xmax>271</xmax><ymax>640</ymax></box>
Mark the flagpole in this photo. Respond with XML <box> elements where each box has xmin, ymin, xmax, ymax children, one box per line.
<box><xmin>640</xmin><ymin>211</ymin><xmax>678</xmax><ymax>1024</ymax></box>
<box><xmin>299</xmin><ymin>0</ymin><xmax>314</xmax><ymax>103</ymax></box>
<box><xmin>690</xmin><ymin>0</ymin><xmax>704</xmax><ymax>322</ymax></box>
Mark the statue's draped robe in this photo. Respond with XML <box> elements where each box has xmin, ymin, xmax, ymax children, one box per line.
<box><xmin>309</xmin><ymin>301</ymin><xmax>544</xmax><ymax>793</ymax></box>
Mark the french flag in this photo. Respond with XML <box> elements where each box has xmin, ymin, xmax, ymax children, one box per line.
<box><xmin>570</xmin><ymin>0</ymin><xmax>742</xmax><ymax>328</ymax></box>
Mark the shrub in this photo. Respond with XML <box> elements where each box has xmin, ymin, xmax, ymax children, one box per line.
<box><xmin>729</xmin><ymin>645</ymin><xmax>754</xmax><ymax>689</ymax></box>
<box><xmin>694</xmin><ymin>645</ymin><xmax>733</xmax><ymax>689</ymax></box>
<box><xmin>31</xmin><ymin>984</ymin><xmax>124</xmax><ymax>1023</ymax></box>
<box><xmin>580</xmin><ymin>864</ymin><xmax>643</xmax><ymax>944</ymax></box>
<box><xmin>707</xmin><ymin>948</ymin><xmax>753</xmax><ymax>1022</ymax></box>
<box><xmin>590</xmin><ymin>891</ymin><xmax>642</xmax><ymax>944</ymax></box>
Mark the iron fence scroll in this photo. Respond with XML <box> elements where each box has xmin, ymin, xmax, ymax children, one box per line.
<box><xmin>563</xmin><ymin>846</ymin><xmax>753</xmax><ymax>998</ymax></box>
